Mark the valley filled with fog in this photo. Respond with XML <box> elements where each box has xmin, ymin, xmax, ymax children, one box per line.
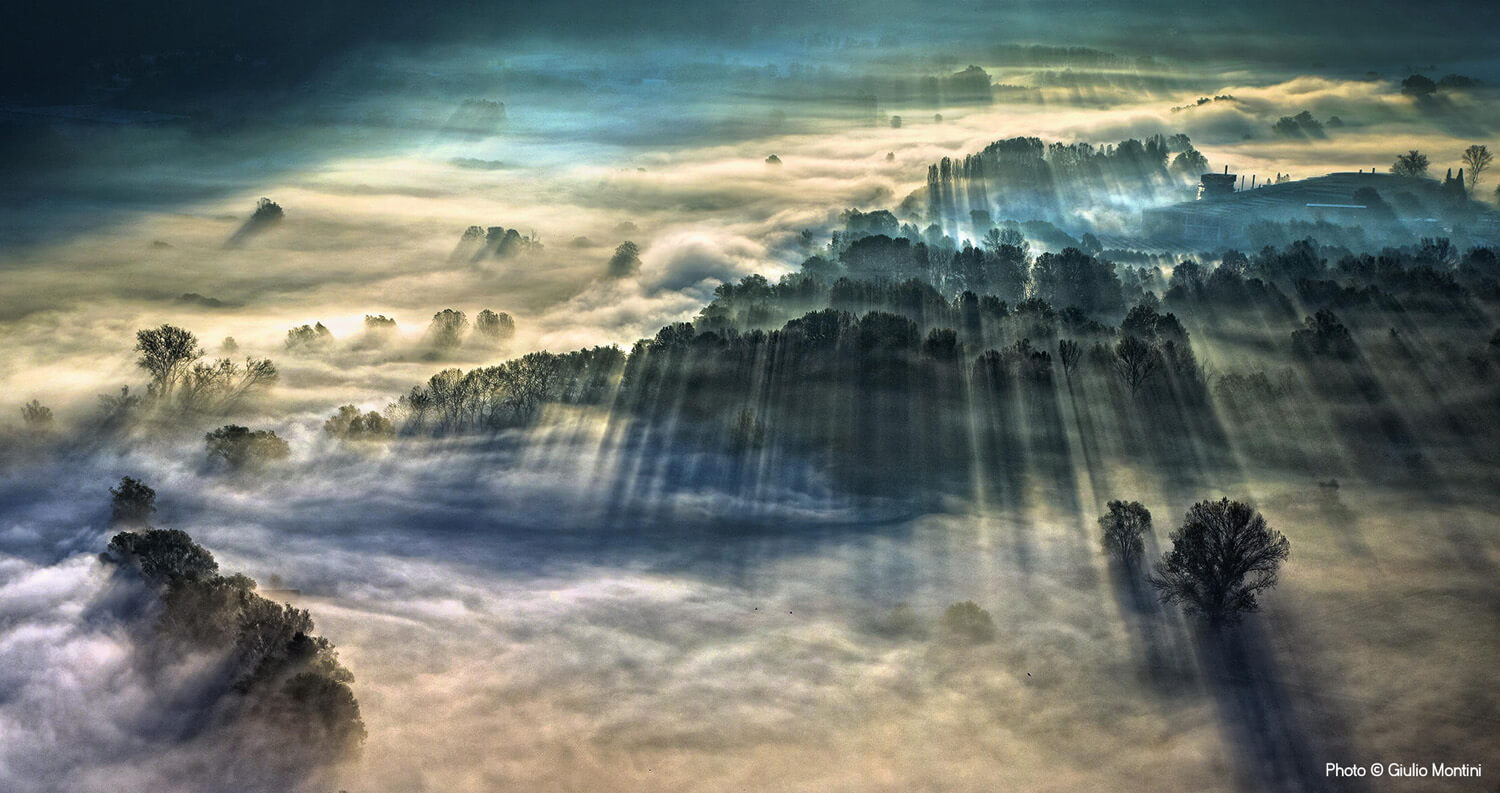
<box><xmin>2</xmin><ymin>17</ymin><xmax>1498</xmax><ymax>793</ymax></box>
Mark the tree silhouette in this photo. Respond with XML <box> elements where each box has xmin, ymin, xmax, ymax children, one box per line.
<box><xmin>324</xmin><ymin>405</ymin><xmax>394</xmax><ymax>441</ymax></box>
<box><xmin>109</xmin><ymin>476</ymin><xmax>157</xmax><ymax>526</ymax></box>
<box><xmin>1291</xmin><ymin>309</ymin><xmax>1357</xmax><ymax>360</ymax></box>
<box><xmin>1400</xmin><ymin>74</ymin><xmax>1437</xmax><ymax>97</ymax></box>
<box><xmin>427</xmin><ymin>309</ymin><xmax>469</xmax><ymax>351</ymax></box>
<box><xmin>1150</xmin><ymin>498</ymin><xmax>1290</xmax><ymax>625</ymax></box>
<box><xmin>1031</xmin><ymin>247</ymin><xmax>1123</xmax><ymax>317</ymax></box>
<box><xmin>178</xmin><ymin>356</ymin><xmax>278</xmax><ymax>414</ymax></box>
<box><xmin>135</xmin><ymin>325</ymin><xmax>204</xmax><ymax>399</ymax></box>
<box><xmin>1461</xmin><ymin>145</ymin><xmax>1492</xmax><ymax>193</ymax></box>
<box><xmin>107</xmin><ymin>528</ymin><xmax>218</xmax><ymax>582</ymax></box>
<box><xmin>1170</xmin><ymin>148</ymin><xmax>1209</xmax><ymax>177</ymax></box>
<box><xmin>284</xmin><ymin>322</ymin><xmax>334</xmax><ymax>352</ymax></box>
<box><xmin>103</xmin><ymin>518</ymin><xmax>365</xmax><ymax>767</ymax></box>
<box><xmin>95</xmin><ymin>386</ymin><xmax>143</xmax><ymax>430</ymax></box>
<box><xmin>1058</xmin><ymin>339</ymin><xmax>1082</xmax><ymax>381</ymax></box>
<box><xmin>1113</xmin><ymin>335</ymin><xmax>1160</xmax><ymax>397</ymax></box>
<box><xmin>364</xmin><ymin>314</ymin><xmax>397</xmax><ymax>332</ymax></box>
<box><xmin>251</xmin><ymin>197</ymin><xmax>284</xmax><ymax>222</ymax></box>
<box><xmin>498</xmin><ymin>352</ymin><xmax>561</xmax><ymax>421</ymax></box>
<box><xmin>475</xmin><ymin>309</ymin><xmax>516</xmax><ymax>344</ymax></box>
<box><xmin>20</xmin><ymin>399</ymin><xmax>53</xmax><ymax>430</ymax></box>
<box><xmin>607</xmin><ymin>241</ymin><xmax>642</xmax><ymax>278</ymax></box>
<box><xmin>1391</xmin><ymin>150</ymin><xmax>1430</xmax><ymax>178</ymax></box>
<box><xmin>1099</xmin><ymin>500</ymin><xmax>1152</xmax><ymax>567</ymax></box>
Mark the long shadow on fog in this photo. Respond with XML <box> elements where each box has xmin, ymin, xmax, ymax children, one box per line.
<box><xmin>1194</xmin><ymin>618</ymin><xmax>1366</xmax><ymax>793</ymax></box>
<box><xmin>1106</xmin><ymin>555</ymin><xmax>1197</xmax><ymax>693</ymax></box>
<box><xmin>1090</xmin><ymin>380</ymin><xmax>1370</xmax><ymax>793</ymax></box>
<box><xmin>1109</xmin><ymin>545</ymin><xmax>1364</xmax><ymax>793</ymax></box>
<box><xmin>242</xmin><ymin>433</ymin><xmax>930</xmax><ymax>590</ymax></box>
<box><xmin>0</xmin><ymin>423</ymin><xmax>930</xmax><ymax>591</ymax></box>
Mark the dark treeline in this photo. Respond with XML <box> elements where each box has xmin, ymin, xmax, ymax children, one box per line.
<box><xmin>373</xmin><ymin>224</ymin><xmax>1500</xmax><ymax>502</ymax></box>
<box><xmin>389</xmin><ymin>347</ymin><xmax>625</xmax><ymax>433</ymax></box>
<box><xmin>611</xmin><ymin>293</ymin><xmax>1211</xmax><ymax>498</ymax></box>
<box><xmin>17</xmin><ymin>215</ymin><xmax>1495</xmax><ymax>503</ymax></box>
<box><xmin>919</xmin><ymin>133</ymin><xmax>1207</xmax><ymax>235</ymax></box>
<box><xmin>12</xmin><ymin>215</ymin><xmax>1492</xmax><ymax>508</ymax></box>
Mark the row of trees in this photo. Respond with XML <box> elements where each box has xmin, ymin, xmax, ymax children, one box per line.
<box><xmin>924</xmin><ymin>133</ymin><xmax>1203</xmax><ymax>231</ymax></box>
<box><xmin>1391</xmin><ymin>144</ymin><xmax>1491</xmax><ymax>195</ymax></box>
<box><xmin>388</xmin><ymin>347</ymin><xmax>624</xmax><ymax>433</ymax></box>
<box><xmin>377</xmin><ymin>229</ymin><xmax>1500</xmax><ymax>449</ymax></box>
<box><xmin>283</xmin><ymin>235</ymin><xmax>1496</xmax><ymax>452</ymax></box>
<box><xmin>719</xmin><ymin>231</ymin><xmax>1498</xmax><ymax>356</ymax></box>
<box><xmin>823</xmin><ymin>222</ymin><xmax>1154</xmax><ymax>310</ymax></box>
<box><xmin>281</xmin><ymin>309</ymin><xmax>517</xmax><ymax>356</ymax></box>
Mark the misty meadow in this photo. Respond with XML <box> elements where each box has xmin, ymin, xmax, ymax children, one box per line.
<box><xmin>1</xmin><ymin>2</ymin><xmax>1498</xmax><ymax>792</ymax></box>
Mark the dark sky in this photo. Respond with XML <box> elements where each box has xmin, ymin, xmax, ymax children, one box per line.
<box><xmin>5</xmin><ymin>0</ymin><xmax>1497</xmax><ymax>102</ymax></box>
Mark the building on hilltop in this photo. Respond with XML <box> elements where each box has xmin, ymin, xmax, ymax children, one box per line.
<box><xmin>1197</xmin><ymin>168</ymin><xmax>1237</xmax><ymax>200</ymax></box>
<box><xmin>1143</xmin><ymin>171</ymin><xmax>1498</xmax><ymax>247</ymax></box>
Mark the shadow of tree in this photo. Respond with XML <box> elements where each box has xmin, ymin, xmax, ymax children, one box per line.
<box><xmin>1194</xmin><ymin>618</ymin><xmax>1364</xmax><ymax>793</ymax></box>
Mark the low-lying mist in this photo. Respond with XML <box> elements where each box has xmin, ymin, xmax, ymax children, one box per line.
<box><xmin>4</xmin><ymin>16</ymin><xmax>1499</xmax><ymax>793</ymax></box>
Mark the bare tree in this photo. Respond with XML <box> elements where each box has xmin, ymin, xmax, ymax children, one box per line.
<box><xmin>499</xmin><ymin>352</ymin><xmax>560</xmax><ymax>421</ymax></box>
<box><xmin>178</xmin><ymin>357</ymin><xmax>278</xmax><ymax>414</ymax></box>
<box><xmin>135</xmin><ymin>325</ymin><xmax>204</xmax><ymax>399</ymax></box>
<box><xmin>389</xmin><ymin>386</ymin><xmax>433</xmax><ymax>432</ymax></box>
<box><xmin>1461</xmin><ymin>144</ymin><xmax>1492</xmax><ymax>193</ymax></box>
<box><xmin>425</xmin><ymin>368</ymin><xmax>467</xmax><ymax>430</ymax></box>
<box><xmin>1058</xmin><ymin>339</ymin><xmax>1082</xmax><ymax>381</ymax></box>
<box><xmin>1114</xmin><ymin>335</ymin><xmax>1160</xmax><ymax>397</ymax></box>
<box><xmin>981</xmin><ymin>227</ymin><xmax>1003</xmax><ymax>255</ymax></box>
<box><xmin>135</xmin><ymin>324</ymin><xmax>276</xmax><ymax>414</ymax></box>
<box><xmin>1150</xmin><ymin>498</ymin><xmax>1290</xmax><ymax>625</ymax></box>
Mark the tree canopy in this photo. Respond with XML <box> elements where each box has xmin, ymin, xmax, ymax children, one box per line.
<box><xmin>109</xmin><ymin>476</ymin><xmax>157</xmax><ymax>526</ymax></box>
<box><xmin>135</xmin><ymin>324</ymin><xmax>204</xmax><ymax>399</ymax></box>
<box><xmin>1099</xmin><ymin>500</ymin><xmax>1152</xmax><ymax>566</ymax></box>
<box><xmin>1391</xmin><ymin>150</ymin><xmax>1430</xmax><ymax>178</ymax></box>
<box><xmin>1150</xmin><ymin>498</ymin><xmax>1290</xmax><ymax>625</ymax></box>
<box><xmin>205</xmin><ymin>425</ymin><xmax>291</xmax><ymax>470</ymax></box>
